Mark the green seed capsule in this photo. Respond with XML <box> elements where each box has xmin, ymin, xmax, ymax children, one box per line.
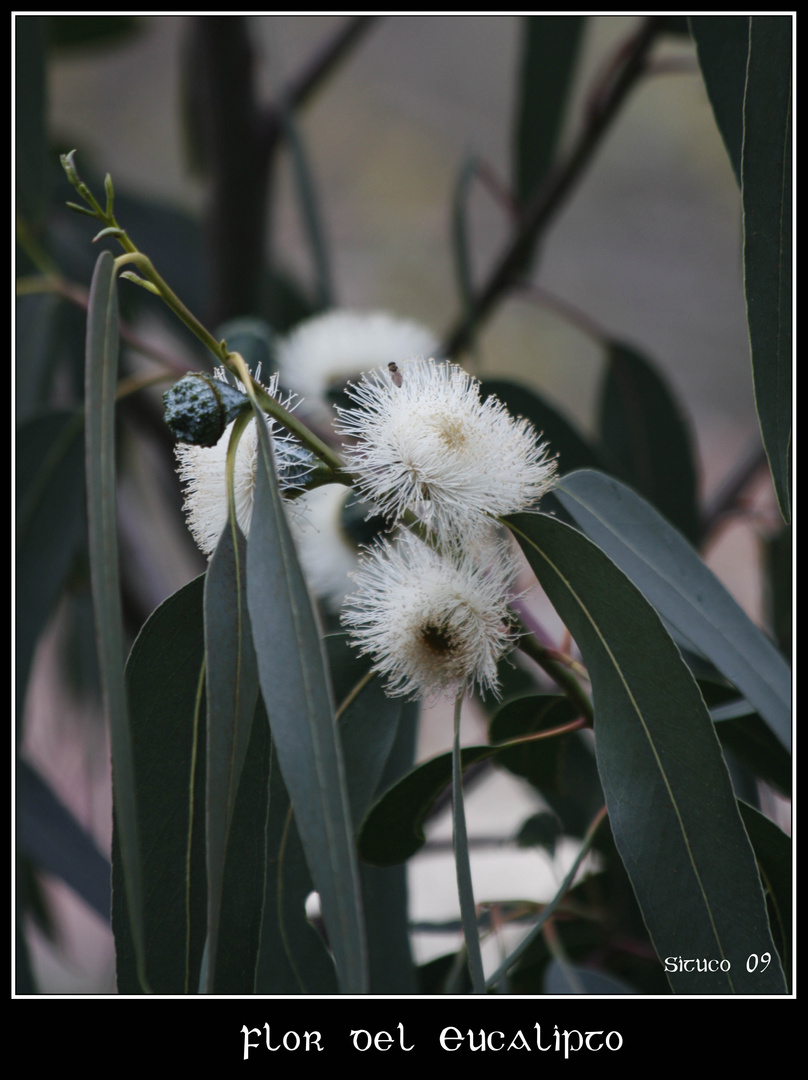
<box><xmin>163</xmin><ymin>372</ymin><xmax>251</xmax><ymax>446</ymax></box>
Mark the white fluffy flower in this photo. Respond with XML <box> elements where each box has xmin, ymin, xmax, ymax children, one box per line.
<box><xmin>336</xmin><ymin>358</ymin><xmax>557</xmax><ymax>546</ymax></box>
<box><xmin>341</xmin><ymin>533</ymin><xmax>518</xmax><ymax>700</ymax></box>
<box><xmin>175</xmin><ymin>370</ymin><xmax>308</xmax><ymax>556</ymax></box>
<box><xmin>275</xmin><ymin>309</ymin><xmax>438</xmax><ymax>421</ymax></box>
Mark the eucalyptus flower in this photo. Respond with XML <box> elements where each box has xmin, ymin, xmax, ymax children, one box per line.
<box><xmin>174</xmin><ymin>369</ymin><xmax>309</xmax><ymax>556</ymax></box>
<box><xmin>341</xmin><ymin>532</ymin><xmax>518</xmax><ymax>701</ymax></box>
<box><xmin>275</xmin><ymin>309</ymin><xmax>438</xmax><ymax>422</ymax></box>
<box><xmin>336</xmin><ymin>358</ymin><xmax>557</xmax><ymax>547</ymax></box>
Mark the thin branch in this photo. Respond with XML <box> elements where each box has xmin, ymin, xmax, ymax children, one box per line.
<box><xmin>441</xmin><ymin>16</ymin><xmax>665</xmax><ymax>359</ymax></box>
<box><xmin>699</xmin><ymin>440</ymin><xmax>769</xmax><ymax>543</ymax></box>
<box><xmin>276</xmin><ymin>16</ymin><xmax>380</xmax><ymax>119</ymax></box>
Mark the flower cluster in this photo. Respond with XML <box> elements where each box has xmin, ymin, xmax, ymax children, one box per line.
<box><xmin>172</xmin><ymin>312</ymin><xmax>557</xmax><ymax>700</ymax></box>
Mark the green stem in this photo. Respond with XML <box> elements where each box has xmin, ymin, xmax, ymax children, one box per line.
<box><xmin>484</xmin><ymin>804</ymin><xmax>607</xmax><ymax>988</ymax></box>
<box><xmin>452</xmin><ymin>693</ymin><xmax>486</xmax><ymax>993</ymax></box>
<box><xmin>114</xmin><ymin>253</ymin><xmax>226</xmax><ymax>363</ymax></box>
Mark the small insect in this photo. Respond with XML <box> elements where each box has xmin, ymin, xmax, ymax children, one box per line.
<box><xmin>388</xmin><ymin>362</ymin><xmax>403</xmax><ymax>388</ymax></box>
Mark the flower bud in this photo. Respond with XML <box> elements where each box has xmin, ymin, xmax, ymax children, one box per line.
<box><xmin>163</xmin><ymin>372</ymin><xmax>251</xmax><ymax>446</ymax></box>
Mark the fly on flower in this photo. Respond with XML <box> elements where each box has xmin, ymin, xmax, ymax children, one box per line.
<box><xmin>388</xmin><ymin>362</ymin><xmax>403</xmax><ymax>387</ymax></box>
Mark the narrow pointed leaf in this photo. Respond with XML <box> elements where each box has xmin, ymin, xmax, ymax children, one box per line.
<box><xmin>17</xmin><ymin>758</ymin><xmax>111</xmax><ymax>921</ymax></box>
<box><xmin>256</xmin><ymin>735</ymin><xmax>338</xmax><ymax>994</ymax></box>
<box><xmin>556</xmin><ymin>470</ymin><xmax>791</xmax><ymax>751</ymax></box>
<box><xmin>203</xmin><ymin>521</ymin><xmax>259</xmax><ymax>990</ymax></box>
<box><xmin>245</xmin><ymin>406</ymin><xmax>367</xmax><ymax>993</ymax></box>
<box><xmin>211</xmin><ymin>700</ymin><xmax>270</xmax><ymax>993</ymax></box>
<box><xmin>737</xmin><ymin>802</ymin><xmax>791</xmax><ymax>988</ymax></box>
<box><xmin>85</xmin><ymin>250</ymin><xmax>148</xmax><ymax>986</ymax></box>
<box><xmin>689</xmin><ymin>16</ymin><xmax>750</xmax><ymax>185</ymax></box>
<box><xmin>326</xmin><ymin>633</ymin><xmax>403</xmax><ymax>827</ymax></box>
<box><xmin>514</xmin><ymin>17</ymin><xmax>586</xmax><ymax>204</ymax></box>
<box><xmin>742</xmin><ymin>16</ymin><xmax>792</xmax><ymax>521</ymax></box>
<box><xmin>358</xmin><ymin>745</ymin><xmax>495</xmax><ymax>867</ymax></box>
<box><xmin>598</xmin><ymin>342</ymin><xmax>700</xmax><ymax>544</ymax></box>
<box><xmin>506</xmin><ymin>512</ymin><xmax>786</xmax><ymax>994</ymax></box>
<box><xmin>117</xmin><ymin>576</ymin><xmax>207</xmax><ymax>993</ymax></box>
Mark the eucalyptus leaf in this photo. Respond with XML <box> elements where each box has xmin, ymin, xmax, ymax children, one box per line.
<box><xmin>506</xmin><ymin>512</ymin><xmax>786</xmax><ymax>994</ymax></box>
<box><xmin>738</xmin><ymin>801</ymin><xmax>791</xmax><ymax>989</ymax></box>
<box><xmin>555</xmin><ymin>470</ymin><xmax>791</xmax><ymax>752</ymax></box>
<box><xmin>513</xmin><ymin>15</ymin><xmax>586</xmax><ymax>268</ymax></box>
<box><xmin>256</xmin><ymin>737</ymin><xmax>338</xmax><ymax>994</ymax></box>
<box><xmin>245</xmin><ymin>404</ymin><xmax>367</xmax><ymax>993</ymax></box>
<box><xmin>742</xmin><ymin>16</ymin><xmax>792</xmax><ymax>522</ymax></box>
<box><xmin>117</xmin><ymin>576</ymin><xmax>207</xmax><ymax>994</ymax></box>
<box><xmin>358</xmin><ymin>745</ymin><xmax>496</xmax><ymax>867</ymax></box>
<box><xmin>598</xmin><ymin>342</ymin><xmax>700</xmax><ymax>544</ymax></box>
<box><xmin>203</xmin><ymin>519</ymin><xmax>259</xmax><ymax>990</ymax></box>
<box><xmin>211</xmin><ymin>701</ymin><xmax>270</xmax><ymax>993</ymax></box>
<box><xmin>86</xmin><ymin>250</ymin><xmax>148</xmax><ymax>988</ymax></box>
<box><xmin>327</xmin><ymin>632</ymin><xmax>403</xmax><ymax>827</ymax></box>
<box><xmin>17</xmin><ymin>758</ymin><xmax>111</xmax><ymax>921</ymax></box>
<box><xmin>689</xmin><ymin>16</ymin><xmax>750</xmax><ymax>185</ymax></box>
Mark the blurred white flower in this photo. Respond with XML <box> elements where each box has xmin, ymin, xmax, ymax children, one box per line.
<box><xmin>175</xmin><ymin>369</ymin><xmax>308</xmax><ymax>557</ymax></box>
<box><xmin>290</xmin><ymin>484</ymin><xmax>390</xmax><ymax>610</ymax></box>
<box><xmin>341</xmin><ymin>532</ymin><xmax>518</xmax><ymax>701</ymax></box>
<box><xmin>275</xmin><ymin>309</ymin><xmax>438</xmax><ymax>423</ymax></box>
<box><xmin>336</xmin><ymin>358</ymin><xmax>557</xmax><ymax>547</ymax></box>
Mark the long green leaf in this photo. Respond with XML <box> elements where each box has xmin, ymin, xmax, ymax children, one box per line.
<box><xmin>17</xmin><ymin>758</ymin><xmax>111</xmax><ymax>921</ymax></box>
<box><xmin>555</xmin><ymin>470</ymin><xmax>791</xmax><ymax>751</ymax></box>
<box><xmin>245</xmin><ymin>402</ymin><xmax>367</xmax><ymax>993</ymax></box>
<box><xmin>203</xmin><ymin>519</ymin><xmax>259</xmax><ymax>991</ymax></box>
<box><xmin>256</xmin><ymin>738</ymin><xmax>338</xmax><ymax>994</ymax></box>
<box><xmin>506</xmin><ymin>512</ymin><xmax>786</xmax><ymax>994</ymax></box>
<box><xmin>117</xmin><ymin>576</ymin><xmax>207</xmax><ymax>993</ymax></box>
<box><xmin>742</xmin><ymin>16</ymin><xmax>792</xmax><ymax>522</ymax></box>
<box><xmin>689</xmin><ymin>16</ymin><xmax>750</xmax><ymax>185</ymax></box>
<box><xmin>598</xmin><ymin>342</ymin><xmax>700</xmax><ymax>544</ymax></box>
<box><xmin>514</xmin><ymin>16</ymin><xmax>586</xmax><ymax>205</ymax></box>
<box><xmin>212</xmin><ymin>698</ymin><xmax>270</xmax><ymax>993</ymax></box>
<box><xmin>358</xmin><ymin>745</ymin><xmax>496</xmax><ymax>867</ymax></box>
<box><xmin>326</xmin><ymin>632</ymin><xmax>403</xmax><ymax>828</ymax></box>
<box><xmin>738</xmin><ymin>802</ymin><xmax>791</xmax><ymax>989</ymax></box>
<box><xmin>85</xmin><ymin>250</ymin><xmax>149</xmax><ymax>988</ymax></box>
